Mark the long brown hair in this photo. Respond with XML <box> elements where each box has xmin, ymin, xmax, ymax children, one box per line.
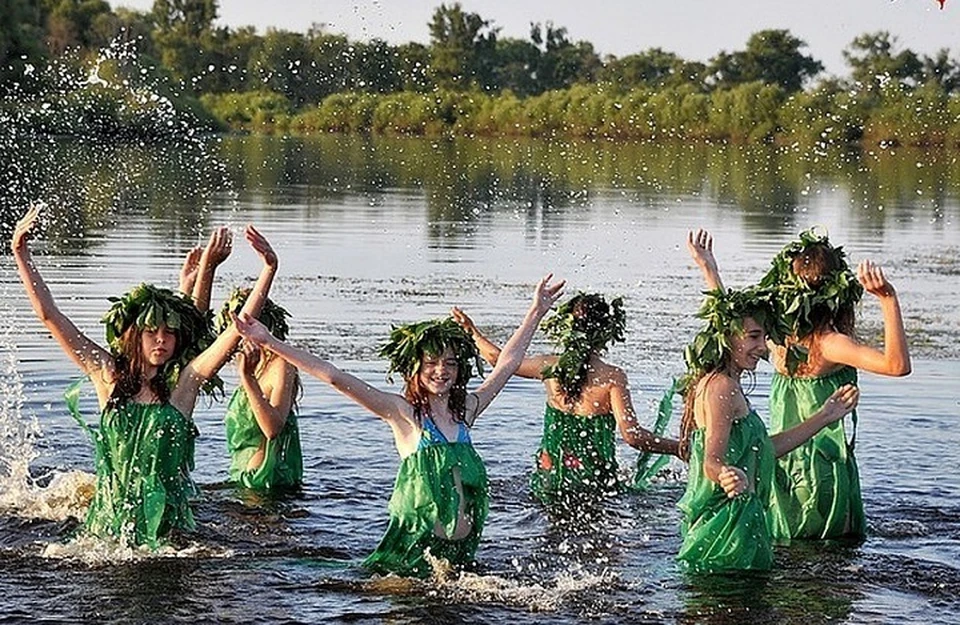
<box><xmin>792</xmin><ymin>243</ymin><xmax>856</xmax><ymax>337</ymax></box>
<box><xmin>107</xmin><ymin>325</ymin><xmax>179</xmax><ymax>409</ymax></box>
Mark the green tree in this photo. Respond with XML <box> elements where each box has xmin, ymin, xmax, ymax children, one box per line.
<box><xmin>492</xmin><ymin>36</ymin><xmax>539</xmax><ymax>95</ymax></box>
<box><xmin>920</xmin><ymin>48</ymin><xmax>960</xmax><ymax>93</ymax></box>
<box><xmin>708</xmin><ymin>29</ymin><xmax>821</xmax><ymax>92</ymax></box>
<box><xmin>428</xmin><ymin>3</ymin><xmax>498</xmax><ymax>90</ymax></box>
<box><xmin>151</xmin><ymin>0</ymin><xmax>218</xmax><ymax>89</ymax></box>
<box><xmin>843</xmin><ymin>31</ymin><xmax>922</xmax><ymax>89</ymax></box>
<box><xmin>530</xmin><ymin>22</ymin><xmax>600</xmax><ymax>91</ymax></box>
<box><xmin>600</xmin><ymin>48</ymin><xmax>683</xmax><ymax>88</ymax></box>
<box><xmin>0</xmin><ymin>0</ymin><xmax>45</xmax><ymax>89</ymax></box>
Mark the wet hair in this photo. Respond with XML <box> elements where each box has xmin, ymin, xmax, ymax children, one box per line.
<box><xmin>404</xmin><ymin>347</ymin><xmax>471</xmax><ymax>424</ymax></box>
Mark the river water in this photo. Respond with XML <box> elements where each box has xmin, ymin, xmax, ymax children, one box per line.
<box><xmin>1</xmin><ymin>134</ymin><xmax>958</xmax><ymax>624</ymax></box>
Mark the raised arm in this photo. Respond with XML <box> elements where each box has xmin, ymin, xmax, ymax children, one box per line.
<box><xmin>190</xmin><ymin>226</ymin><xmax>233</xmax><ymax>313</ymax></box>
<box><xmin>11</xmin><ymin>205</ymin><xmax>116</xmax><ymax>386</ymax></box>
<box><xmin>770</xmin><ymin>384</ymin><xmax>859</xmax><ymax>457</ymax></box>
<box><xmin>451</xmin><ymin>306</ymin><xmax>552</xmax><ymax>379</ymax></box>
<box><xmin>172</xmin><ymin>226</ymin><xmax>276</xmax><ymax>414</ymax></box>
<box><xmin>819</xmin><ymin>260</ymin><xmax>911</xmax><ymax>377</ymax></box>
<box><xmin>236</xmin><ymin>342</ymin><xmax>297</xmax><ymax>439</ymax></box>
<box><xmin>610</xmin><ymin>370</ymin><xmax>680</xmax><ymax>457</ymax></box>
<box><xmin>687</xmin><ymin>229</ymin><xmax>724</xmax><ymax>291</ymax></box>
<box><xmin>232</xmin><ymin>313</ymin><xmax>411</xmax><ymax>424</ymax></box>
<box><xmin>177</xmin><ymin>246</ymin><xmax>203</xmax><ymax>298</ymax></box>
<box><xmin>469</xmin><ymin>275</ymin><xmax>565</xmax><ymax>422</ymax></box>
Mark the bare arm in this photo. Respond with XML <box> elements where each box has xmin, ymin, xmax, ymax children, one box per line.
<box><xmin>11</xmin><ymin>206</ymin><xmax>116</xmax><ymax>387</ymax></box>
<box><xmin>469</xmin><ymin>275</ymin><xmax>565</xmax><ymax>422</ymax></box>
<box><xmin>172</xmin><ymin>226</ymin><xmax>277</xmax><ymax>415</ymax></box>
<box><xmin>190</xmin><ymin>227</ymin><xmax>233</xmax><ymax>313</ymax></box>
<box><xmin>237</xmin><ymin>344</ymin><xmax>297</xmax><ymax>440</ymax></box>
<box><xmin>233</xmin><ymin>313</ymin><xmax>412</xmax><ymax>425</ymax></box>
<box><xmin>770</xmin><ymin>384</ymin><xmax>859</xmax><ymax>457</ymax></box>
<box><xmin>610</xmin><ymin>371</ymin><xmax>680</xmax><ymax>457</ymax></box>
<box><xmin>819</xmin><ymin>261</ymin><xmax>911</xmax><ymax>377</ymax></box>
<box><xmin>451</xmin><ymin>307</ymin><xmax>552</xmax><ymax>379</ymax></box>
<box><xmin>687</xmin><ymin>229</ymin><xmax>724</xmax><ymax>291</ymax></box>
<box><xmin>178</xmin><ymin>246</ymin><xmax>202</xmax><ymax>298</ymax></box>
<box><xmin>700</xmin><ymin>375</ymin><xmax>742</xmax><ymax>488</ymax></box>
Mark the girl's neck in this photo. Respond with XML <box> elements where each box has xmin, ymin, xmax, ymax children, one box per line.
<box><xmin>425</xmin><ymin>393</ymin><xmax>452</xmax><ymax>422</ymax></box>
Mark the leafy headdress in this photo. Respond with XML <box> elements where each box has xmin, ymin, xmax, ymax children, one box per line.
<box><xmin>213</xmin><ymin>287</ymin><xmax>291</xmax><ymax>341</ymax></box>
<box><xmin>758</xmin><ymin>227</ymin><xmax>863</xmax><ymax>373</ymax></box>
<box><xmin>679</xmin><ymin>286</ymin><xmax>782</xmax><ymax>395</ymax></box>
<box><xmin>379</xmin><ymin>318</ymin><xmax>483</xmax><ymax>387</ymax></box>
<box><xmin>101</xmin><ymin>283</ymin><xmax>218</xmax><ymax>394</ymax></box>
<box><xmin>540</xmin><ymin>293</ymin><xmax>626</xmax><ymax>402</ymax></box>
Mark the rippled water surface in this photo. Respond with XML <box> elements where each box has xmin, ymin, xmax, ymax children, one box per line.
<box><xmin>1</xmin><ymin>135</ymin><xmax>959</xmax><ymax>624</ymax></box>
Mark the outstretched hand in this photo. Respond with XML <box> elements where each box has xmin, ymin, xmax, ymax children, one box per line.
<box><xmin>819</xmin><ymin>384</ymin><xmax>860</xmax><ymax>425</ymax></box>
<box><xmin>531</xmin><ymin>274</ymin><xmax>565</xmax><ymax>317</ymax></box>
<box><xmin>718</xmin><ymin>465</ymin><xmax>750</xmax><ymax>499</ymax></box>
<box><xmin>230</xmin><ymin>311</ymin><xmax>273</xmax><ymax>347</ymax></box>
<box><xmin>245</xmin><ymin>225</ymin><xmax>277</xmax><ymax>268</ymax></box>
<box><xmin>203</xmin><ymin>226</ymin><xmax>233</xmax><ymax>267</ymax></box>
<box><xmin>451</xmin><ymin>307</ymin><xmax>477</xmax><ymax>335</ymax></box>
<box><xmin>11</xmin><ymin>204</ymin><xmax>43</xmax><ymax>254</ymax></box>
<box><xmin>687</xmin><ymin>229</ymin><xmax>718</xmax><ymax>273</ymax></box>
<box><xmin>858</xmin><ymin>260</ymin><xmax>895</xmax><ymax>298</ymax></box>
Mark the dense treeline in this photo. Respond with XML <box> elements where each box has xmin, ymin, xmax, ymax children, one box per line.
<box><xmin>3</xmin><ymin>0</ymin><xmax>960</xmax><ymax>146</ymax></box>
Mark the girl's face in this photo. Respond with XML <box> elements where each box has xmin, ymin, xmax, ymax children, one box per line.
<box><xmin>141</xmin><ymin>324</ymin><xmax>177</xmax><ymax>367</ymax></box>
<box><xmin>730</xmin><ymin>316</ymin><xmax>767</xmax><ymax>372</ymax></box>
<box><xmin>418</xmin><ymin>346</ymin><xmax>459</xmax><ymax>397</ymax></box>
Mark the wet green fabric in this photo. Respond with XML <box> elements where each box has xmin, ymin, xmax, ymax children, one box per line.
<box><xmin>362</xmin><ymin>442</ymin><xmax>488</xmax><ymax>578</ymax></box>
<box><xmin>632</xmin><ymin>381</ymin><xmax>678</xmax><ymax>491</ymax></box>
<box><xmin>530</xmin><ymin>404</ymin><xmax>619</xmax><ymax>503</ymax></box>
<box><xmin>224</xmin><ymin>388</ymin><xmax>303</xmax><ymax>491</ymax></box>
<box><xmin>768</xmin><ymin>366</ymin><xmax>865</xmax><ymax>540</ymax></box>
<box><xmin>677</xmin><ymin>411</ymin><xmax>776</xmax><ymax>573</ymax></box>
<box><xmin>66</xmin><ymin>380</ymin><xmax>197</xmax><ymax>548</ymax></box>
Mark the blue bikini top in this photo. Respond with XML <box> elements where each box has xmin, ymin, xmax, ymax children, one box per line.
<box><xmin>418</xmin><ymin>414</ymin><xmax>472</xmax><ymax>450</ymax></box>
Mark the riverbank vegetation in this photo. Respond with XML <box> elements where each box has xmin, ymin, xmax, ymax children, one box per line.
<box><xmin>3</xmin><ymin>1</ymin><xmax>959</xmax><ymax>146</ymax></box>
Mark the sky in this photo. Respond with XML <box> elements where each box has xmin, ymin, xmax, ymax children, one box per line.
<box><xmin>115</xmin><ymin>0</ymin><xmax>958</xmax><ymax>76</ymax></box>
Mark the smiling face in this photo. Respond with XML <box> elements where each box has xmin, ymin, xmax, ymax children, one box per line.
<box><xmin>729</xmin><ymin>316</ymin><xmax>767</xmax><ymax>372</ymax></box>
<box><xmin>418</xmin><ymin>346</ymin><xmax>459</xmax><ymax>397</ymax></box>
<box><xmin>140</xmin><ymin>324</ymin><xmax>178</xmax><ymax>368</ymax></box>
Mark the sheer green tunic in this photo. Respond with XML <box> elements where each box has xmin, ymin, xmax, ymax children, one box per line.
<box><xmin>530</xmin><ymin>404</ymin><xmax>620</xmax><ymax>503</ymax></box>
<box><xmin>224</xmin><ymin>388</ymin><xmax>303</xmax><ymax>491</ymax></box>
<box><xmin>677</xmin><ymin>411</ymin><xmax>777</xmax><ymax>573</ymax></box>
<box><xmin>67</xmin><ymin>389</ymin><xmax>198</xmax><ymax>548</ymax></box>
<box><xmin>768</xmin><ymin>366</ymin><xmax>865</xmax><ymax>540</ymax></box>
<box><xmin>362</xmin><ymin>442</ymin><xmax>489</xmax><ymax>578</ymax></box>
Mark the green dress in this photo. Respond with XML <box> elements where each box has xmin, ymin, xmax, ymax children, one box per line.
<box><xmin>768</xmin><ymin>366</ymin><xmax>865</xmax><ymax>540</ymax></box>
<box><xmin>224</xmin><ymin>388</ymin><xmax>303</xmax><ymax>491</ymax></box>
<box><xmin>66</xmin><ymin>384</ymin><xmax>198</xmax><ymax>549</ymax></box>
<box><xmin>530</xmin><ymin>404</ymin><xmax>619</xmax><ymax>503</ymax></box>
<box><xmin>677</xmin><ymin>410</ymin><xmax>777</xmax><ymax>573</ymax></box>
<box><xmin>362</xmin><ymin>424</ymin><xmax>489</xmax><ymax>578</ymax></box>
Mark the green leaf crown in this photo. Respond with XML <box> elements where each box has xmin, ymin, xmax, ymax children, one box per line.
<box><xmin>758</xmin><ymin>227</ymin><xmax>863</xmax><ymax>372</ymax></box>
<box><xmin>101</xmin><ymin>283</ymin><xmax>218</xmax><ymax>394</ymax></box>
<box><xmin>539</xmin><ymin>293</ymin><xmax>626</xmax><ymax>400</ymax></box>
<box><xmin>680</xmin><ymin>286</ymin><xmax>783</xmax><ymax>394</ymax></box>
<box><xmin>379</xmin><ymin>317</ymin><xmax>483</xmax><ymax>385</ymax></box>
<box><xmin>213</xmin><ymin>287</ymin><xmax>291</xmax><ymax>341</ymax></box>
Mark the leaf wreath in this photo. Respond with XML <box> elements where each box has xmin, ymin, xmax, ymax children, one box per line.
<box><xmin>539</xmin><ymin>293</ymin><xmax>626</xmax><ymax>402</ymax></box>
<box><xmin>379</xmin><ymin>317</ymin><xmax>483</xmax><ymax>385</ymax></box>
<box><xmin>101</xmin><ymin>283</ymin><xmax>221</xmax><ymax>397</ymax></box>
<box><xmin>679</xmin><ymin>286</ymin><xmax>783</xmax><ymax>395</ymax></box>
<box><xmin>758</xmin><ymin>227</ymin><xmax>863</xmax><ymax>374</ymax></box>
<box><xmin>213</xmin><ymin>287</ymin><xmax>291</xmax><ymax>342</ymax></box>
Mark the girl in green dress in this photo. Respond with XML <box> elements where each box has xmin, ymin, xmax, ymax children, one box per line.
<box><xmin>452</xmin><ymin>293</ymin><xmax>679</xmax><ymax>504</ymax></box>
<box><xmin>214</xmin><ymin>291</ymin><xmax>302</xmax><ymax>491</ymax></box>
<box><xmin>687</xmin><ymin>228</ymin><xmax>910</xmax><ymax>540</ymax></box>
<box><xmin>230</xmin><ymin>275</ymin><xmax>564</xmax><ymax>577</ymax></box>
<box><xmin>676</xmin><ymin>287</ymin><xmax>859</xmax><ymax>573</ymax></box>
<box><xmin>12</xmin><ymin>205</ymin><xmax>280</xmax><ymax>548</ymax></box>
